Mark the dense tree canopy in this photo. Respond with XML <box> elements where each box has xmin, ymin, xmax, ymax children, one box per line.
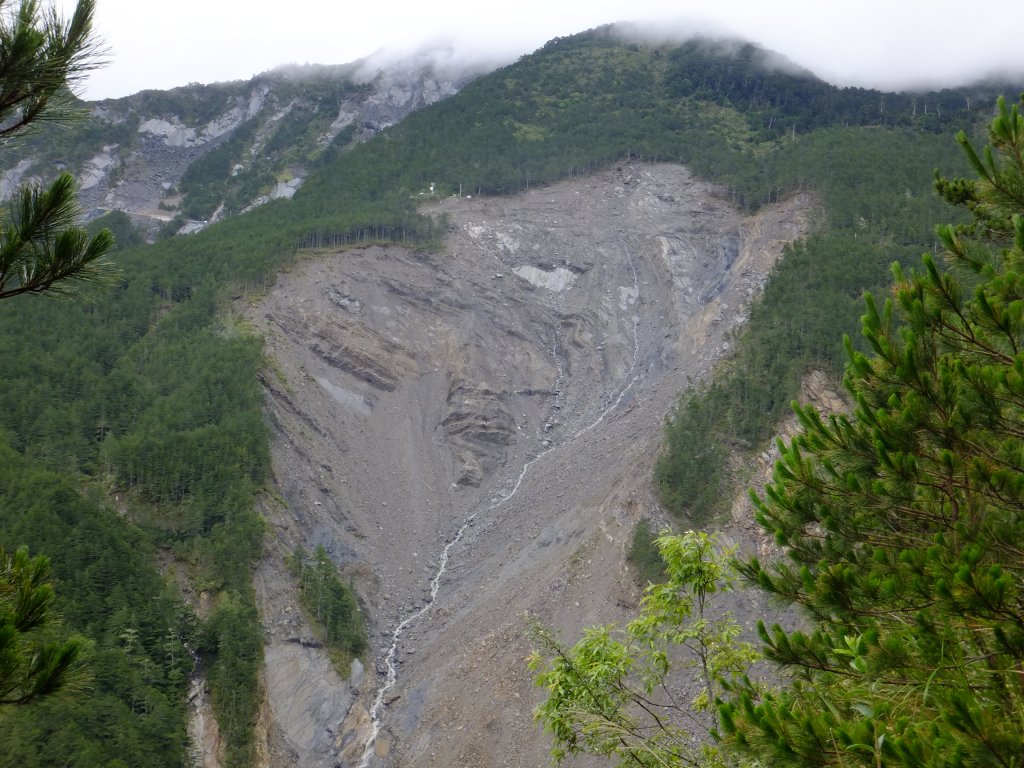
<box><xmin>288</xmin><ymin>544</ymin><xmax>367</xmax><ymax>669</ymax></box>
<box><xmin>718</xmin><ymin>95</ymin><xmax>1024</xmax><ymax>767</ymax></box>
<box><xmin>0</xmin><ymin>0</ymin><xmax>111</xmax><ymax>718</ymax></box>
<box><xmin>0</xmin><ymin>445</ymin><xmax>193</xmax><ymax>766</ymax></box>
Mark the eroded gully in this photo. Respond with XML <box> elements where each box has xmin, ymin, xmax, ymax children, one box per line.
<box><xmin>356</xmin><ymin>245</ymin><xmax>642</xmax><ymax>766</ymax></box>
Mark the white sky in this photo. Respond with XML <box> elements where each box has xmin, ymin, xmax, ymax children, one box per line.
<box><xmin>58</xmin><ymin>0</ymin><xmax>1024</xmax><ymax>100</ymax></box>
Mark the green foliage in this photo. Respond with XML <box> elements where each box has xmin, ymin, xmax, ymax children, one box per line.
<box><xmin>0</xmin><ymin>442</ymin><xmax>193</xmax><ymax>766</ymax></box>
<box><xmin>177</xmin><ymin>114</ymin><xmax>263</xmax><ymax>219</ymax></box>
<box><xmin>0</xmin><ymin>171</ymin><xmax>116</xmax><ymax>299</ymax></box>
<box><xmin>0</xmin><ymin>0</ymin><xmax>115</xmax><ymax>301</ymax></box>
<box><xmin>717</xmin><ymin>96</ymin><xmax>1024</xmax><ymax>768</ymax></box>
<box><xmin>0</xmin><ymin>206</ymin><xmax>269</xmax><ymax>768</ymax></box>
<box><xmin>530</xmin><ymin>531</ymin><xmax>757</xmax><ymax>767</ymax></box>
<box><xmin>0</xmin><ymin>188</ymin><xmax>269</xmax><ymax>766</ymax></box>
<box><xmin>656</xmin><ymin>127</ymin><xmax>974</xmax><ymax>524</ymax></box>
<box><xmin>168</xmin><ymin>73</ymin><xmax>365</xmax><ymax>220</ymax></box>
<box><xmin>199</xmin><ymin>590</ymin><xmax>262</xmax><ymax>767</ymax></box>
<box><xmin>15</xmin><ymin>103</ymin><xmax>134</xmax><ymax>173</ymax></box>
<box><xmin>129</xmin><ymin>79</ymin><xmax>254</xmax><ymax>125</ymax></box>
<box><xmin>288</xmin><ymin>545</ymin><xmax>367</xmax><ymax>669</ymax></box>
<box><xmin>664</xmin><ymin>38</ymin><xmax>990</xmax><ymax>140</ymax></box>
<box><xmin>625</xmin><ymin>520</ymin><xmax>668</xmax><ymax>585</ymax></box>
<box><xmin>0</xmin><ymin>280</ymin><xmax>268</xmax><ymax>761</ymax></box>
<box><xmin>0</xmin><ymin>3</ymin><xmax>194</xmax><ymax>761</ymax></box>
<box><xmin>87</xmin><ymin>209</ymin><xmax>146</xmax><ymax>250</ymax></box>
<box><xmin>0</xmin><ymin>545</ymin><xmax>85</xmax><ymax>705</ymax></box>
<box><xmin>0</xmin><ymin>0</ymin><xmax>104</xmax><ymax>137</ymax></box>
<box><xmin>1</xmin><ymin>22</ymin><xmax>1018</xmax><ymax>765</ymax></box>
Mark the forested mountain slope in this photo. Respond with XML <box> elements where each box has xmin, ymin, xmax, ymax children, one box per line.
<box><xmin>0</xmin><ymin>23</ymin><xmax>1018</xmax><ymax>768</ymax></box>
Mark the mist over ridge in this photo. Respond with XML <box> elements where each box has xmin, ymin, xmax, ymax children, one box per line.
<box><xmin>257</xmin><ymin>20</ymin><xmax>1021</xmax><ymax>110</ymax></box>
<box><xmin>78</xmin><ymin>0</ymin><xmax>1024</xmax><ymax>101</ymax></box>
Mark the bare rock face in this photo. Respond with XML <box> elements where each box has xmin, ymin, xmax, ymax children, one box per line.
<box><xmin>246</xmin><ymin>162</ymin><xmax>812</xmax><ymax>767</ymax></box>
<box><xmin>452</xmin><ymin>450</ymin><xmax>484</xmax><ymax>487</ymax></box>
<box><xmin>187</xmin><ymin>670</ymin><xmax>223</xmax><ymax>768</ymax></box>
<box><xmin>354</xmin><ymin>62</ymin><xmax>462</xmax><ymax>133</ymax></box>
<box><xmin>308</xmin><ymin>315</ymin><xmax>419</xmax><ymax>392</ymax></box>
<box><xmin>442</xmin><ymin>381</ymin><xmax>517</xmax><ymax>455</ymax></box>
<box><xmin>1</xmin><ymin>59</ymin><xmax>471</xmax><ymax>238</ymax></box>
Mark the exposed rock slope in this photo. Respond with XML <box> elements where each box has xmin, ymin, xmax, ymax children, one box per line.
<box><xmin>246</xmin><ymin>162</ymin><xmax>811</xmax><ymax>767</ymax></box>
<box><xmin>1</xmin><ymin>61</ymin><xmax>469</xmax><ymax>237</ymax></box>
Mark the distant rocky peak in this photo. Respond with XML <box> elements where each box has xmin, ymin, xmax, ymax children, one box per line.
<box><xmin>2</xmin><ymin>55</ymin><xmax>478</xmax><ymax>239</ymax></box>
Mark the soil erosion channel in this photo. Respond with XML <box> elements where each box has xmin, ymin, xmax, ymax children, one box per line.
<box><xmin>246</xmin><ymin>163</ymin><xmax>810</xmax><ymax>767</ymax></box>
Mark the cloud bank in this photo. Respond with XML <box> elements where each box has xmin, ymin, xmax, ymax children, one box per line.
<box><xmin>65</xmin><ymin>0</ymin><xmax>1024</xmax><ymax>100</ymax></box>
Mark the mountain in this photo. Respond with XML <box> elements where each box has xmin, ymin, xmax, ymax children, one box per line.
<box><xmin>0</xmin><ymin>23</ymin><xmax>1019</xmax><ymax>768</ymax></box>
<box><xmin>2</xmin><ymin>56</ymin><xmax>472</xmax><ymax>239</ymax></box>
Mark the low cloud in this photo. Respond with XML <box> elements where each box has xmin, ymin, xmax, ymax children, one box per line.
<box><xmin>78</xmin><ymin>1</ymin><xmax>1024</xmax><ymax>100</ymax></box>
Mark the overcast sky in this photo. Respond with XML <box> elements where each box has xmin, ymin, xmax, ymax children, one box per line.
<box><xmin>59</xmin><ymin>0</ymin><xmax>1024</xmax><ymax>100</ymax></box>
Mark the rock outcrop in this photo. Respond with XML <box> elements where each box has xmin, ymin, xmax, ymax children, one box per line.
<box><xmin>1</xmin><ymin>58</ymin><xmax>473</xmax><ymax>239</ymax></box>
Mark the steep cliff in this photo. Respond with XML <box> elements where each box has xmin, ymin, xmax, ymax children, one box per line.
<box><xmin>245</xmin><ymin>162</ymin><xmax>811</xmax><ymax>766</ymax></box>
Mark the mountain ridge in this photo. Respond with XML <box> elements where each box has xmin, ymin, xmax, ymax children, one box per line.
<box><xmin>1</xmin><ymin>55</ymin><xmax>473</xmax><ymax>240</ymax></box>
<box><xmin>0</xmin><ymin>23</ymin><xmax>1020</xmax><ymax>767</ymax></box>
<box><xmin>2</xmin><ymin>24</ymin><xmax>1017</xmax><ymax>244</ymax></box>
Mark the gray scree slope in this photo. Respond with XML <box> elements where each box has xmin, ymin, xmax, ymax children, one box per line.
<box><xmin>241</xmin><ymin>162</ymin><xmax>810</xmax><ymax>768</ymax></box>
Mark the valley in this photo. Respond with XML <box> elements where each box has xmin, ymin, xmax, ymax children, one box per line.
<box><xmin>1</xmin><ymin>12</ymin><xmax>1019</xmax><ymax>767</ymax></box>
<box><xmin>244</xmin><ymin>162</ymin><xmax>810</xmax><ymax>767</ymax></box>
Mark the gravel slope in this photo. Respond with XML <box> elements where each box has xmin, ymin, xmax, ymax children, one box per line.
<box><xmin>243</xmin><ymin>162</ymin><xmax>811</xmax><ymax>767</ymax></box>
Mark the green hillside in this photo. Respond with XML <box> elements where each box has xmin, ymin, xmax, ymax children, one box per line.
<box><xmin>0</xmin><ymin>24</ymin><xmax>1018</xmax><ymax>765</ymax></box>
<box><xmin>19</xmin><ymin>69</ymin><xmax>370</xmax><ymax>225</ymax></box>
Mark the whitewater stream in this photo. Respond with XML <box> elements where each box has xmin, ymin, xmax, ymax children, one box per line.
<box><xmin>247</xmin><ymin>163</ymin><xmax>810</xmax><ymax>767</ymax></box>
<box><xmin>355</xmin><ymin>246</ymin><xmax>642</xmax><ymax>767</ymax></box>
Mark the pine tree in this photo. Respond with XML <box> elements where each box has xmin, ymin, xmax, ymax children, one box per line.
<box><xmin>0</xmin><ymin>0</ymin><xmax>114</xmax><ymax>299</ymax></box>
<box><xmin>0</xmin><ymin>0</ymin><xmax>110</xmax><ymax>707</ymax></box>
<box><xmin>0</xmin><ymin>546</ymin><xmax>84</xmax><ymax>705</ymax></box>
<box><xmin>718</xmin><ymin>95</ymin><xmax>1024</xmax><ymax>768</ymax></box>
